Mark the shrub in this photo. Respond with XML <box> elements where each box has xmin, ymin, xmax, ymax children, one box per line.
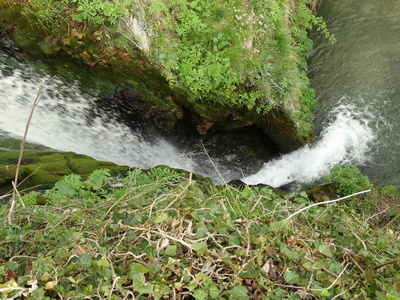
<box><xmin>324</xmin><ymin>164</ymin><xmax>373</xmax><ymax>195</ymax></box>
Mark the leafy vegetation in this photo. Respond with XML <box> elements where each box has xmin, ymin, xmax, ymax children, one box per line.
<box><xmin>324</xmin><ymin>165</ymin><xmax>373</xmax><ymax>196</ymax></box>
<box><xmin>20</xmin><ymin>0</ymin><xmax>135</xmax><ymax>31</ymax></box>
<box><xmin>1</xmin><ymin>166</ymin><xmax>399</xmax><ymax>299</ymax></box>
<box><xmin>8</xmin><ymin>0</ymin><xmax>327</xmax><ymax>138</ymax></box>
<box><xmin>145</xmin><ymin>0</ymin><xmax>320</xmax><ymax>136</ymax></box>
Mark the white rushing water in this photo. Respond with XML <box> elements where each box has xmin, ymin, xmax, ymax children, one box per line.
<box><xmin>242</xmin><ymin>104</ymin><xmax>375</xmax><ymax>187</ymax></box>
<box><xmin>0</xmin><ymin>59</ymin><xmax>194</xmax><ymax>171</ymax></box>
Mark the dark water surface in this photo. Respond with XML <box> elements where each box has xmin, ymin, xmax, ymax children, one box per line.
<box><xmin>244</xmin><ymin>0</ymin><xmax>400</xmax><ymax>187</ymax></box>
<box><xmin>308</xmin><ymin>0</ymin><xmax>400</xmax><ymax>186</ymax></box>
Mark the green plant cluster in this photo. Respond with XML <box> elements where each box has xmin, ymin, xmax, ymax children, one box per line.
<box><xmin>146</xmin><ymin>0</ymin><xmax>319</xmax><ymax>126</ymax></box>
<box><xmin>69</xmin><ymin>0</ymin><xmax>133</xmax><ymax>25</ymax></box>
<box><xmin>1</xmin><ymin>167</ymin><xmax>399</xmax><ymax>299</ymax></box>
<box><xmin>324</xmin><ymin>165</ymin><xmax>373</xmax><ymax>196</ymax></box>
<box><xmin>19</xmin><ymin>0</ymin><xmax>134</xmax><ymax>33</ymax></box>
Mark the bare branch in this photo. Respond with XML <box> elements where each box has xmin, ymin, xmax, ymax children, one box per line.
<box><xmin>286</xmin><ymin>190</ymin><xmax>371</xmax><ymax>220</ymax></box>
<box><xmin>8</xmin><ymin>76</ymin><xmax>55</xmax><ymax>225</ymax></box>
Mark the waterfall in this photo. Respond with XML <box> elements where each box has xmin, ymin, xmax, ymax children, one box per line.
<box><xmin>242</xmin><ymin>103</ymin><xmax>374</xmax><ymax>187</ymax></box>
<box><xmin>0</xmin><ymin>59</ymin><xmax>194</xmax><ymax>171</ymax></box>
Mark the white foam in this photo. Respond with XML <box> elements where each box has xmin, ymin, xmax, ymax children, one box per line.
<box><xmin>242</xmin><ymin>105</ymin><xmax>374</xmax><ymax>187</ymax></box>
<box><xmin>0</xmin><ymin>66</ymin><xmax>193</xmax><ymax>171</ymax></box>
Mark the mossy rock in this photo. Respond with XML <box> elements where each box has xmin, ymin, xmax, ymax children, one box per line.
<box><xmin>0</xmin><ymin>151</ymin><xmax>129</xmax><ymax>195</ymax></box>
<box><xmin>306</xmin><ymin>183</ymin><xmax>337</xmax><ymax>203</ymax></box>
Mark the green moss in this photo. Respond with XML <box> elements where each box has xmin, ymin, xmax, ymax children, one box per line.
<box><xmin>0</xmin><ymin>151</ymin><xmax>129</xmax><ymax>195</ymax></box>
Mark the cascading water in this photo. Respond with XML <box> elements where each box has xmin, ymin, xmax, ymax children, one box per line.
<box><xmin>243</xmin><ymin>103</ymin><xmax>375</xmax><ymax>187</ymax></box>
<box><xmin>244</xmin><ymin>0</ymin><xmax>400</xmax><ymax>187</ymax></box>
<box><xmin>0</xmin><ymin>55</ymin><xmax>194</xmax><ymax>171</ymax></box>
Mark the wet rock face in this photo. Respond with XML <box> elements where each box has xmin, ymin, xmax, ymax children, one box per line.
<box><xmin>115</xmin><ymin>88</ymin><xmax>148</xmax><ymax>118</ymax></box>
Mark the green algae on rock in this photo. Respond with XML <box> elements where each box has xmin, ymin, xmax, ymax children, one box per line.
<box><xmin>0</xmin><ymin>151</ymin><xmax>129</xmax><ymax>195</ymax></box>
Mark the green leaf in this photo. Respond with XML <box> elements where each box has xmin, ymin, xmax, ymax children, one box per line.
<box><xmin>375</xmin><ymin>291</ymin><xmax>389</xmax><ymax>300</ymax></box>
<box><xmin>97</xmin><ymin>256</ymin><xmax>110</xmax><ymax>268</ymax></box>
<box><xmin>280</xmin><ymin>244</ymin><xmax>300</xmax><ymax>262</ymax></box>
<box><xmin>5</xmin><ymin>261</ymin><xmax>19</xmax><ymax>271</ymax></box>
<box><xmin>154</xmin><ymin>285</ymin><xmax>171</xmax><ymax>300</ymax></box>
<box><xmin>318</xmin><ymin>244</ymin><xmax>333</xmax><ymax>258</ymax></box>
<box><xmin>238</xmin><ymin>269</ymin><xmax>260</xmax><ymax>278</ymax></box>
<box><xmin>193</xmin><ymin>289</ymin><xmax>208</xmax><ymax>300</ymax></box>
<box><xmin>283</xmin><ymin>270</ymin><xmax>300</xmax><ymax>284</ymax></box>
<box><xmin>174</xmin><ymin>282</ymin><xmax>183</xmax><ymax>289</ymax></box>
<box><xmin>129</xmin><ymin>263</ymin><xmax>149</xmax><ymax>276</ymax></box>
<box><xmin>228</xmin><ymin>236</ymin><xmax>241</xmax><ymax>246</ymax></box>
<box><xmin>188</xmin><ymin>280</ymin><xmax>199</xmax><ymax>291</ymax></box>
<box><xmin>153</xmin><ymin>212</ymin><xmax>169</xmax><ymax>224</ymax></box>
<box><xmin>313</xmin><ymin>261</ymin><xmax>327</xmax><ymax>270</ymax></box>
<box><xmin>321</xmin><ymin>288</ymin><xmax>331</xmax><ymax>296</ymax></box>
<box><xmin>195</xmin><ymin>221</ymin><xmax>208</xmax><ymax>237</ymax></box>
<box><xmin>31</xmin><ymin>287</ymin><xmax>45</xmax><ymax>299</ymax></box>
<box><xmin>300</xmin><ymin>191</ymin><xmax>308</xmax><ymax>198</ymax></box>
<box><xmin>203</xmin><ymin>276</ymin><xmax>220</xmax><ymax>298</ymax></box>
<box><xmin>193</xmin><ymin>242</ymin><xmax>208</xmax><ymax>255</ymax></box>
<box><xmin>227</xmin><ymin>286</ymin><xmax>249</xmax><ymax>299</ymax></box>
<box><xmin>166</xmin><ymin>257</ymin><xmax>177</xmax><ymax>268</ymax></box>
<box><xmin>221</xmin><ymin>251</ymin><xmax>231</xmax><ymax>260</ymax></box>
<box><xmin>208</xmin><ymin>284</ymin><xmax>220</xmax><ymax>299</ymax></box>
<box><xmin>54</xmin><ymin>174</ymin><xmax>83</xmax><ymax>196</ymax></box>
<box><xmin>165</xmin><ymin>245</ymin><xmax>177</xmax><ymax>257</ymax></box>
<box><xmin>131</xmin><ymin>273</ymin><xmax>153</xmax><ymax>294</ymax></box>
<box><xmin>77</xmin><ymin>251</ymin><xmax>93</xmax><ymax>268</ymax></box>
<box><xmin>86</xmin><ymin>169</ymin><xmax>111</xmax><ymax>190</ymax></box>
<box><xmin>328</xmin><ymin>260</ymin><xmax>342</xmax><ymax>273</ymax></box>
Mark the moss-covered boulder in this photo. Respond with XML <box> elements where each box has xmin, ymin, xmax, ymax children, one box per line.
<box><xmin>0</xmin><ymin>151</ymin><xmax>129</xmax><ymax>195</ymax></box>
<box><xmin>0</xmin><ymin>0</ymin><xmax>321</xmax><ymax>151</ymax></box>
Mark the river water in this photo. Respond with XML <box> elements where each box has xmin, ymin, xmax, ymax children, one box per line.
<box><xmin>1</xmin><ymin>0</ymin><xmax>400</xmax><ymax>188</ymax></box>
<box><xmin>244</xmin><ymin>0</ymin><xmax>400</xmax><ymax>187</ymax></box>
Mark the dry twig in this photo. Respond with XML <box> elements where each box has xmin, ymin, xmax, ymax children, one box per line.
<box><xmin>8</xmin><ymin>76</ymin><xmax>55</xmax><ymax>225</ymax></box>
<box><xmin>286</xmin><ymin>190</ymin><xmax>371</xmax><ymax>220</ymax></box>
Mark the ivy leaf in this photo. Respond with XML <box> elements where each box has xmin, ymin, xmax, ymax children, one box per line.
<box><xmin>96</xmin><ymin>256</ymin><xmax>110</xmax><ymax>268</ymax></box>
<box><xmin>319</xmin><ymin>244</ymin><xmax>333</xmax><ymax>258</ymax></box>
<box><xmin>193</xmin><ymin>242</ymin><xmax>208</xmax><ymax>255</ymax></box>
<box><xmin>131</xmin><ymin>273</ymin><xmax>153</xmax><ymax>294</ymax></box>
<box><xmin>227</xmin><ymin>286</ymin><xmax>249</xmax><ymax>299</ymax></box>
<box><xmin>203</xmin><ymin>276</ymin><xmax>220</xmax><ymax>298</ymax></box>
<box><xmin>238</xmin><ymin>269</ymin><xmax>260</xmax><ymax>278</ymax></box>
<box><xmin>321</xmin><ymin>288</ymin><xmax>331</xmax><ymax>296</ymax></box>
<box><xmin>195</xmin><ymin>221</ymin><xmax>208</xmax><ymax>237</ymax></box>
<box><xmin>193</xmin><ymin>289</ymin><xmax>208</xmax><ymax>300</ymax></box>
<box><xmin>165</xmin><ymin>245</ymin><xmax>177</xmax><ymax>257</ymax></box>
<box><xmin>129</xmin><ymin>263</ymin><xmax>149</xmax><ymax>277</ymax></box>
<box><xmin>328</xmin><ymin>260</ymin><xmax>342</xmax><ymax>273</ymax></box>
<box><xmin>283</xmin><ymin>270</ymin><xmax>300</xmax><ymax>284</ymax></box>
<box><xmin>153</xmin><ymin>213</ymin><xmax>169</xmax><ymax>224</ymax></box>
<box><xmin>313</xmin><ymin>261</ymin><xmax>327</xmax><ymax>270</ymax></box>
<box><xmin>154</xmin><ymin>285</ymin><xmax>171</xmax><ymax>300</ymax></box>
<box><xmin>77</xmin><ymin>251</ymin><xmax>93</xmax><ymax>268</ymax></box>
<box><xmin>280</xmin><ymin>244</ymin><xmax>300</xmax><ymax>262</ymax></box>
<box><xmin>188</xmin><ymin>280</ymin><xmax>198</xmax><ymax>291</ymax></box>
